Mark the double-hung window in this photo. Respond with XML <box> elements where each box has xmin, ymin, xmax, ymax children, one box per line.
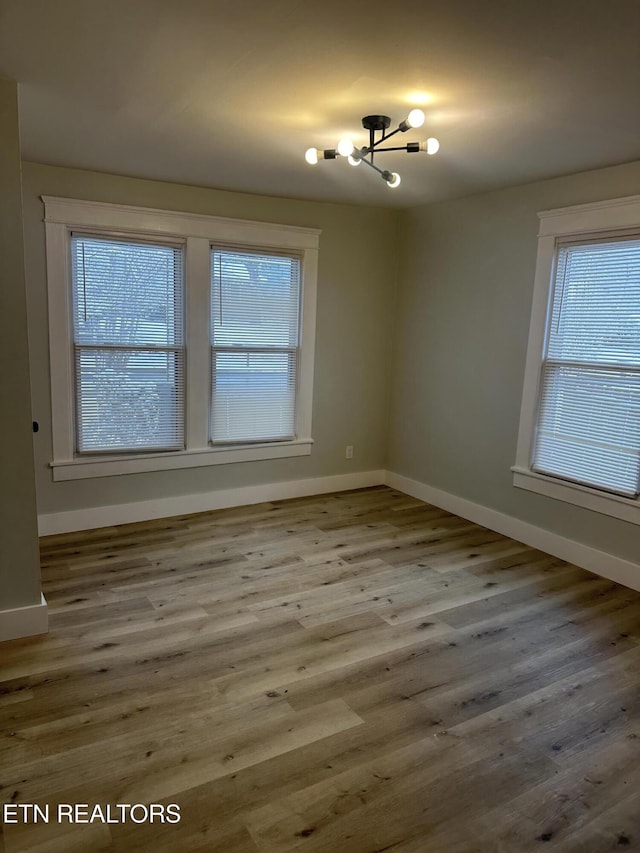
<box><xmin>514</xmin><ymin>194</ymin><xmax>640</xmax><ymax>524</ymax></box>
<box><xmin>71</xmin><ymin>234</ymin><xmax>185</xmax><ymax>453</ymax></box>
<box><xmin>210</xmin><ymin>248</ymin><xmax>301</xmax><ymax>444</ymax></box>
<box><xmin>44</xmin><ymin>197</ymin><xmax>319</xmax><ymax>480</ymax></box>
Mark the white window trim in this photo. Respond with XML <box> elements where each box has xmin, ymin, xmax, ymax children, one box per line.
<box><xmin>513</xmin><ymin>193</ymin><xmax>640</xmax><ymax>525</ymax></box>
<box><xmin>43</xmin><ymin>196</ymin><xmax>320</xmax><ymax>481</ymax></box>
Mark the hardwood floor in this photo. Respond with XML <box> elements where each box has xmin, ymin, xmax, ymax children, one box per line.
<box><xmin>1</xmin><ymin>486</ymin><xmax>639</xmax><ymax>852</ymax></box>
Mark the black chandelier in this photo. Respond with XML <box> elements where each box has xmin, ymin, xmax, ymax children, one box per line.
<box><xmin>304</xmin><ymin>109</ymin><xmax>439</xmax><ymax>188</ymax></box>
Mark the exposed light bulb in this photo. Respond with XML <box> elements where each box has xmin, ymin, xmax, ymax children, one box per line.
<box><xmin>347</xmin><ymin>153</ymin><xmax>361</xmax><ymax>166</ymax></box>
<box><xmin>386</xmin><ymin>172</ymin><xmax>401</xmax><ymax>188</ymax></box>
<box><xmin>407</xmin><ymin>109</ymin><xmax>425</xmax><ymax>128</ymax></box>
<box><xmin>305</xmin><ymin>147</ymin><xmax>319</xmax><ymax>165</ymax></box>
<box><xmin>420</xmin><ymin>137</ymin><xmax>440</xmax><ymax>155</ymax></box>
<box><xmin>337</xmin><ymin>138</ymin><xmax>355</xmax><ymax>157</ymax></box>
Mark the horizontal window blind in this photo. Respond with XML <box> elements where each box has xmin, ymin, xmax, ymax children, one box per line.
<box><xmin>71</xmin><ymin>235</ymin><xmax>185</xmax><ymax>453</ymax></box>
<box><xmin>210</xmin><ymin>248</ymin><xmax>301</xmax><ymax>443</ymax></box>
<box><xmin>533</xmin><ymin>238</ymin><xmax>640</xmax><ymax>496</ymax></box>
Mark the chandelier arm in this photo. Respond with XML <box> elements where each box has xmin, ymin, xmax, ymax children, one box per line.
<box><xmin>357</xmin><ymin>157</ymin><xmax>387</xmax><ymax>178</ymax></box>
<box><xmin>372</xmin><ymin>145</ymin><xmax>414</xmax><ymax>153</ymax></box>
<box><xmin>372</xmin><ymin>126</ymin><xmax>403</xmax><ymax>147</ymax></box>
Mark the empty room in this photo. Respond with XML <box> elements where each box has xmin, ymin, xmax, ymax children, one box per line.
<box><xmin>1</xmin><ymin>0</ymin><xmax>639</xmax><ymax>850</ymax></box>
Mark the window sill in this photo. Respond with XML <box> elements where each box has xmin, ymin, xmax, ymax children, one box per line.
<box><xmin>511</xmin><ymin>466</ymin><xmax>639</xmax><ymax>526</ymax></box>
<box><xmin>51</xmin><ymin>439</ymin><xmax>314</xmax><ymax>481</ymax></box>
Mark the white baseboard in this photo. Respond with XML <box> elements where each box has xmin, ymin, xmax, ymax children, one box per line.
<box><xmin>0</xmin><ymin>593</ymin><xmax>48</xmax><ymax>642</ymax></box>
<box><xmin>38</xmin><ymin>470</ymin><xmax>387</xmax><ymax>536</ymax></box>
<box><xmin>385</xmin><ymin>471</ymin><xmax>640</xmax><ymax>593</ymax></box>
<box><xmin>36</xmin><ymin>468</ymin><xmax>639</xmax><ymax>594</ymax></box>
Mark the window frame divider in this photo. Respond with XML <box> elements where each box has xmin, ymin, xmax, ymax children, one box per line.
<box><xmin>185</xmin><ymin>236</ymin><xmax>212</xmax><ymax>451</ymax></box>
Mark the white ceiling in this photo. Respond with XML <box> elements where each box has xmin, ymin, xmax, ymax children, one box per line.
<box><xmin>1</xmin><ymin>0</ymin><xmax>639</xmax><ymax>208</ymax></box>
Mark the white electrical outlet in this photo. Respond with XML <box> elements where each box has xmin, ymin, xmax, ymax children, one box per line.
<box><xmin>345</xmin><ymin>445</ymin><xmax>354</xmax><ymax>459</ymax></box>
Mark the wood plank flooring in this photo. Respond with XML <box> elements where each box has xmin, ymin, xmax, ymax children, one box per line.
<box><xmin>1</xmin><ymin>486</ymin><xmax>639</xmax><ymax>852</ymax></box>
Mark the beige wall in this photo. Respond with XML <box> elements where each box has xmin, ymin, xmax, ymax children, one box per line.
<box><xmin>22</xmin><ymin>163</ymin><xmax>399</xmax><ymax>516</ymax></box>
<box><xmin>0</xmin><ymin>81</ymin><xmax>41</xmax><ymax>608</ymax></box>
<box><xmin>20</xmin><ymin>155</ymin><xmax>640</xmax><ymax>565</ymax></box>
<box><xmin>389</xmin><ymin>160</ymin><xmax>640</xmax><ymax>564</ymax></box>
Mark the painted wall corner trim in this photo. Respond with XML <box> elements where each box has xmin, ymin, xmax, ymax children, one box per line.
<box><xmin>384</xmin><ymin>470</ymin><xmax>640</xmax><ymax>593</ymax></box>
<box><xmin>38</xmin><ymin>470</ymin><xmax>387</xmax><ymax>535</ymax></box>
<box><xmin>0</xmin><ymin>594</ymin><xmax>48</xmax><ymax>643</ymax></box>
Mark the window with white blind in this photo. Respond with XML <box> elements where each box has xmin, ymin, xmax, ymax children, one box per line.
<box><xmin>513</xmin><ymin>194</ymin><xmax>640</xmax><ymax>525</ymax></box>
<box><xmin>71</xmin><ymin>235</ymin><xmax>185</xmax><ymax>453</ymax></box>
<box><xmin>532</xmin><ymin>238</ymin><xmax>640</xmax><ymax>496</ymax></box>
<box><xmin>43</xmin><ymin>197</ymin><xmax>319</xmax><ymax>480</ymax></box>
<box><xmin>210</xmin><ymin>249</ymin><xmax>300</xmax><ymax>444</ymax></box>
